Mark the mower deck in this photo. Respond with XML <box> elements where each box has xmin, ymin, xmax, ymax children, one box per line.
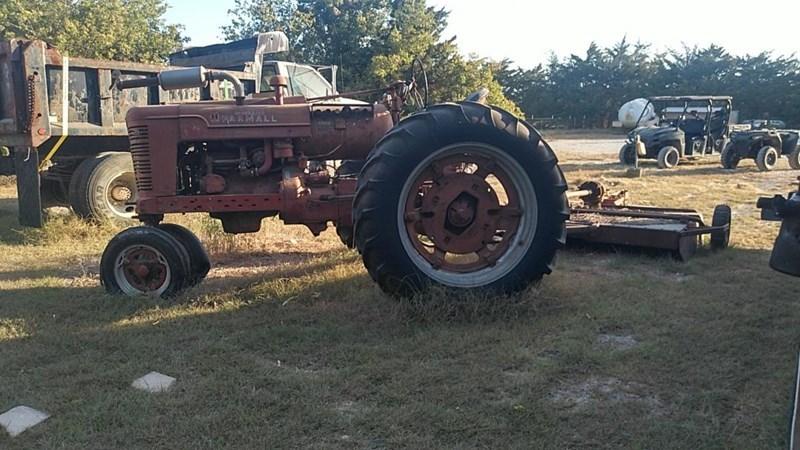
<box><xmin>565</xmin><ymin>183</ymin><xmax>730</xmax><ymax>260</ymax></box>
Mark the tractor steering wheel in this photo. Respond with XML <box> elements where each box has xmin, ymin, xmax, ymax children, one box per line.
<box><xmin>407</xmin><ymin>57</ymin><xmax>429</xmax><ymax>110</ymax></box>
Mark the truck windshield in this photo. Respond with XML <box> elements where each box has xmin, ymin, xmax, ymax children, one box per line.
<box><xmin>288</xmin><ymin>65</ymin><xmax>332</xmax><ymax>98</ymax></box>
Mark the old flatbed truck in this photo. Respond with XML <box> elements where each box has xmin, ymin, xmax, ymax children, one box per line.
<box><xmin>0</xmin><ymin>32</ymin><xmax>341</xmax><ymax>227</ymax></box>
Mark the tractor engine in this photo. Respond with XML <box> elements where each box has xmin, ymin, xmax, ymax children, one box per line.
<box><xmin>125</xmin><ymin>70</ymin><xmax>393</xmax><ymax>235</ymax></box>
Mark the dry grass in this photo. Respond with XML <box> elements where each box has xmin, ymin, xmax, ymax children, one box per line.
<box><xmin>0</xmin><ymin>151</ymin><xmax>798</xmax><ymax>448</ymax></box>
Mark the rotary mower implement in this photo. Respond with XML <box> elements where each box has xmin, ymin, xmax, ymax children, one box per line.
<box><xmin>565</xmin><ymin>182</ymin><xmax>731</xmax><ymax>261</ymax></box>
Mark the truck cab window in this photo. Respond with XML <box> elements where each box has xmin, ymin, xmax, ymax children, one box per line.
<box><xmin>288</xmin><ymin>65</ymin><xmax>332</xmax><ymax>98</ymax></box>
<box><xmin>259</xmin><ymin>63</ymin><xmax>278</xmax><ymax>94</ymax></box>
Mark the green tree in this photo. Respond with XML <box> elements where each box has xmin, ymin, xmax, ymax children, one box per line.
<box><xmin>0</xmin><ymin>0</ymin><xmax>185</xmax><ymax>63</ymax></box>
<box><xmin>223</xmin><ymin>0</ymin><xmax>521</xmax><ymax>112</ymax></box>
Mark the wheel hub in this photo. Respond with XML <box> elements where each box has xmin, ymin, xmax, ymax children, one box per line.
<box><xmin>119</xmin><ymin>246</ymin><xmax>168</xmax><ymax>293</ymax></box>
<box><xmin>419</xmin><ymin>173</ymin><xmax>500</xmax><ymax>254</ymax></box>
<box><xmin>402</xmin><ymin>149</ymin><xmax>528</xmax><ymax>275</ymax></box>
<box><xmin>110</xmin><ymin>185</ymin><xmax>133</xmax><ymax>202</ymax></box>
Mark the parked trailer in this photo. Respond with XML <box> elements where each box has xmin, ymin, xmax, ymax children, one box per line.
<box><xmin>0</xmin><ymin>32</ymin><xmax>339</xmax><ymax>227</ymax></box>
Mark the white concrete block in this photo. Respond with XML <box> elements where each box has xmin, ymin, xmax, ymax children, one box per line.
<box><xmin>131</xmin><ymin>371</ymin><xmax>176</xmax><ymax>393</ymax></box>
<box><xmin>0</xmin><ymin>406</ymin><xmax>50</xmax><ymax>437</ymax></box>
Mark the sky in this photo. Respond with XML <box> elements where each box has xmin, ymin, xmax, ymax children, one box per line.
<box><xmin>165</xmin><ymin>0</ymin><xmax>800</xmax><ymax>69</ymax></box>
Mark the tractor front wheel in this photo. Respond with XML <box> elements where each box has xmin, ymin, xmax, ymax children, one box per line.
<box><xmin>353</xmin><ymin>103</ymin><xmax>569</xmax><ymax>297</ymax></box>
<box><xmin>157</xmin><ymin>223</ymin><xmax>211</xmax><ymax>286</ymax></box>
<box><xmin>619</xmin><ymin>144</ymin><xmax>637</xmax><ymax>166</ymax></box>
<box><xmin>100</xmin><ymin>226</ymin><xmax>192</xmax><ymax>298</ymax></box>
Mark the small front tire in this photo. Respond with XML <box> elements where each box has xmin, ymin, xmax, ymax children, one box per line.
<box><xmin>101</xmin><ymin>226</ymin><xmax>192</xmax><ymax>298</ymax></box>
<box><xmin>657</xmin><ymin>146</ymin><xmax>680</xmax><ymax>169</ymax></box>
<box><xmin>756</xmin><ymin>146</ymin><xmax>779</xmax><ymax>172</ymax></box>
<box><xmin>157</xmin><ymin>223</ymin><xmax>211</xmax><ymax>286</ymax></box>
<box><xmin>720</xmin><ymin>142</ymin><xmax>740</xmax><ymax>169</ymax></box>
<box><xmin>619</xmin><ymin>144</ymin><xmax>637</xmax><ymax>166</ymax></box>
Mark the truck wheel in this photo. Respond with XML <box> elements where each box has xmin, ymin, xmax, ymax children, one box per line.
<box><xmin>618</xmin><ymin>144</ymin><xmax>636</xmax><ymax>165</ymax></box>
<box><xmin>788</xmin><ymin>147</ymin><xmax>800</xmax><ymax>170</ymax></box>
<box><xmin>720</xmin><ymin>142</ymin><xmax>740</xmax><ymax>169</ymax></box>
<box><xmin>100</xmin><ymin>226</ymin><xmax>192</xmax><ymax>298</ymax></box>
<box><xmin>69</xmin><ymin>153</ymin><xmax>137</xmax><ymax>223</ymax></box>
<box><xmin>756</xmin><ymin>146</ymin><xmax>779</xmax><ymax>172</ymax></box>
<box><xmin>353</xmin><ymin>103</ymin><xmax>569</xmax><ymax>297</ymax></box>
<box><xmin>710</xmin><ymin>204</ymin><xmax>732</xmax><ymax>250</ymax></box>
<box><xmin>157</xmin><ymin>223</ymin><xmax>211</xmax><ymax>285</ymax></box>
<box><xmin>657</xmin><ymin>146</ymin><xmax>680</xmax><ymax>169</ymax></box>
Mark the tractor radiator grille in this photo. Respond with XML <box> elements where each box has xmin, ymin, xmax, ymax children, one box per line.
<box><xmin>128</xmin><ymin>126</ymin><xmax>153</xmax><ymax>192</ymax></box>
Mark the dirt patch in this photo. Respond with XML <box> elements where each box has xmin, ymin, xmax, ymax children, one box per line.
<box><xmin>551</xmin><ymin>376</ymin><xmax>665</xmax><ymax>415</ymax></box>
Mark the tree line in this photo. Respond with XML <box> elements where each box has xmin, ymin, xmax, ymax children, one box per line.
<box><xmin>498</xmin><ymin>40</ymin><xmax>800</xmax><ymax>128</ymax></box>
<box><xmin>2</xmin><ymin>0</ymin><xmax>797</xmax><ymax>127</ymax></box>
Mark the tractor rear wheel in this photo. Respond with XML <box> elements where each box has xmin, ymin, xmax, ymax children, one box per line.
<box><xmin>788</xmin><ymin>147</ymin><xmax>800</xmax><ymax>170</ymax></box>
<box><xmin>720</xmin><ymin>142</ymin><xmax>740</xmax><ymax>169</ymax></box>
<box><xmin>756</xmin><ymin>146</ymin><xmax>779</xmax><ymax>172</ymax></box>
<box><xmin>69</xmin><ymin>152</ymin><xmax>137</xmax><ymax>223</ymax></box>
<box><xmin>353</xmin><ymin>103</ymin><xmax>569</xmax><ymax>297</ymax></box>
<box><xmin>157</xmin><ymin>223</ymin><xmax>211</xmax><ymax>285</ymax></box>
<box><xmin>657</xmin><ymin>146</ymin><xmax>680</xmax><ymax>169</ymax></box>
<box><xmin>100</xmin><ymin>226</ymin><xmax>192</xmax><ymax>298</ymax></box>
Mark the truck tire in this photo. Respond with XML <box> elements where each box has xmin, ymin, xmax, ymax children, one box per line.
<box><xmin>619</xmin><ymin>144</ymin><xmax>636</xmax><ymax>165</ymax></box>
<box><xmin>100</xmin><ymin>226</ymin><xmax>192</xmax><ymax>298</ymax></box>
<box><xmin>657</xmin><ymin>146</ymin><xmax>680</xmax><ymax>169</ymax></box>
<box><xmin>157</xmin><ymin>223</ymin><xmax>211</xmax><ymax>285</ymax></box>
<box><xmin>756</xmin><ymin>146</ymin><xmax>779</xmax><ymax>172</ymax></box>
<box><xmin>710</xmin><ymin>204</ymin><xmax>732</xmax><ymax>250</ymax></box>
<box><xmin>788</xmin><ymin>147</ymin><xmax>800</xmax><ymax>170</ymax></box>
<box><xmin>353</xmin><ymin>103</ymin><xmax>569</xmax><ymax>297</ymax></box>
<box><xmin>720</xmin><ymin>142</ymin><xmax>740</xmax><ymax>169</ymax></box>
<box><xmin>69</xmin><ymin>153</ymin><xmax>137</xmax><ymax>223</ymax></box>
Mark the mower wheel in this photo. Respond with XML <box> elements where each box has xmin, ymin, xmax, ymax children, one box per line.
<box><xmin>720</xmin><ymin>142</ymin><xmax>740</xmax><ymax>169</ymax></box>
<box><xmin>710</xmin><ymin>204</ymin><xmax>732</xmax><ymax>251</ymax></box>
<box><xmin>788</xmin><ymin>147</ymin><xmax>800</xmax><ymax>170</ymax></box>
<box><xmin>100</xmin><ymin>226</ymin><xmax>192</xmax><ymax>298</ymax></box>
<box><xmin>157</xmin><ymin>223</ymin><xmax>211</xmax><ymax>285</ymax></box>
<box><xmin>756</xmin><ymin>146</ymin><xmax>779</xmax><ymax>172</ymax></box>
<box><xmin>619</xmin><ymin>144</ymin><xmax>637</xmax><ymax>165</ymax></box>
<box><xmin>657</xmin><ymin>146</ymin><xmax>680</xmax><ymax>169</ymax></box>
<box><xmin>69</xmin><ymin>152</ymin><xmax>137</xmax><ymax>223</ymax></box>
<box><xmin>353</xmin><ymin>102</ymin><xmax>569</xmax><ymax>297</ymax></box>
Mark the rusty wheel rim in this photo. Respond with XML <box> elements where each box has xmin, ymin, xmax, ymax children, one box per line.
<box><xmin>397</xmin><ymin>142</ymin><xmax>538</xmax><ymax>288</ymax></box>
<box><xmin>114</xmin><ymin>245</ymin><xmax>171</xmax><ymax>296</ymax></box>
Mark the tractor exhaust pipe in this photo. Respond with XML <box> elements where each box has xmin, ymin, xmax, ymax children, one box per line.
<box><xmin>113</xmin><ymin>66</ymin><xmax>246</xmax><ymax>105</ymax></box>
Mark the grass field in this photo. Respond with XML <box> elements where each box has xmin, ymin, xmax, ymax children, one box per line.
<box><xmin>1</xmin><ymin>144</ymin><xmax>799</xmax><ymax>448</ymax></box>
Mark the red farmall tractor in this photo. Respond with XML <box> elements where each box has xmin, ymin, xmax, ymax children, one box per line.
<box><xmin>99</xmin><ymin>64</ymin><xmax>569</xmax><ymax>298</ymax></box>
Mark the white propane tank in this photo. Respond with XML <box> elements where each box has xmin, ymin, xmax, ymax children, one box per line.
<box><xmin>619</xmin><ymin>98</ymin><xmax>657</xmax><ymax>129</ymax></box>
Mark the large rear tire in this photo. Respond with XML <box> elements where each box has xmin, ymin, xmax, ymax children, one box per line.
<box><xmin>353</xmin><ymin>103</ymin><xmax>569</xmax><ymax>297</ymax></box>
<box><xmin>69</xmin><ymin>152</ymin><xmax>137</xmax><ymax>223</ymax></box>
